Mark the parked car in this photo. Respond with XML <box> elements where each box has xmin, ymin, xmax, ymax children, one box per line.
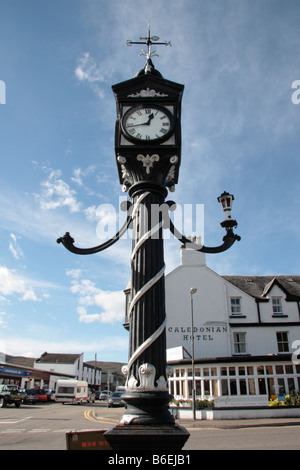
<box><xmin>0</xmin><ymin>384</ymin><xmax>26</xmax><ymax>408</ymax></box>
<box><xmin>23</xmin><ymin>390</ymin><xmax>38</xmax><ymax>405</ymax></box>
<box><xmin>107</xmin><ymin>391</ymin><xmax>125</xmax><ymax>407</ymax></box>
<box><xmin>99</xmin><ymin>390</ymin><xmax>112</xmax><ymax>401</ymax></box>
<box><xmin>29</xmin><ymin>389</ymin><xmax>48</xmax><ymax>402</ymax></box>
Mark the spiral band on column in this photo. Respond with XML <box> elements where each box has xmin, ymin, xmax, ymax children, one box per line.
<box><xmin>130</xmin><ymin>220</ymin><xmax>163</xmax><ymax>264</ymax></box>
<box><xmin>125</xmin><ymin>191</ymin><xmax>167</xmax><ymax>381</ymax></box>
<box><xmin>127</xmin><ymin>264</ymin><xmax>165</xmax><ymax>321</ymax></box>
<box><xmin>127</xmin><ymin>317</ymin><xmax>167</xmax><ymax>372</ymax></box>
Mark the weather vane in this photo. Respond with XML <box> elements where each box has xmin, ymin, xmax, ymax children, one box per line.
<box><xmin>126</xmin><ymin>22</ymin><xmax>171</xmax><ymax>61</ymax></box>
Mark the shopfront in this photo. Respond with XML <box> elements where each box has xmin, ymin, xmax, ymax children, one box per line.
<box><xmin>0</xmin><ymin>363</ymin><xmax>50</xmax><ymax>388</ymax></box>
<box><xmin>0</xmin><ymin>364</ymin><xmax>31</xmax><ymax>386</ymax></box>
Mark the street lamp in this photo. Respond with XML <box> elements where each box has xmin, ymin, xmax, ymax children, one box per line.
<box><xmin>218</xmin><ymin>191</ymin><xmax>237</xmax><ymax>229</ymax></box>
<box><xmin>190</xmin><ymin>288</ymin><xmax>197</xmax><ymax>421</ymax></box>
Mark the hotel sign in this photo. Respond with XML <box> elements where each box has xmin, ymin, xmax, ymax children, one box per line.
<box><xmin>167</xmin><ymin>324</ymin><xmax>228</xmax><ymax>342</ymax></box>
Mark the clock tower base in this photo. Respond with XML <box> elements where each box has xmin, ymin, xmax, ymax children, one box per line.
<box><xmin>104</xmin><ymin>392</ymin><xmax>190</xmax><ymax>450</ymax></box>
<box><xmin>104</xmin><ymin>423</ymin><xmax>190</xmax><ymax>451</ymax></box>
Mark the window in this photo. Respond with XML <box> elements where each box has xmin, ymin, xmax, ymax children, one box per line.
<box><xmin>58</xmin><ymin>387</ymin><xmax>74</xmax><ymax>394</ymax></box>
<box><xmin>239</xmin><ymin>379</ymin><xmax>247</xmax><ymax>395</ymax></box>
<box><xmin>288</xmin><ymin>378</ymin><xmax>295</xmax><ymax>393</ymax></box>
<box><xmin>258</xmin><ymin>378</ymin><xmax>267</xmax><ymax>395</ymax></box>
<box><xmin>233</xmin><ymin>332</ymin><xmax>247</xmax><ymax>354</ymax></box>
<box><xmin>272</xmin><ymin>297</ymin><xmax>283</xmax><ymax>315</ymax></box>
<box><xmin>275</xmin><ymin>365</ymin><xmax>284</xmax><ymax>374</ymax></box>
<box><xmin>230</xmin><ymin>379</ymin><xmax>237</xmax><ymax>395</ymax></box>
<box><xmin>276</xmin><ymin>332</ymin><xmax>289</xmax><ymax>352</ymax></box>
<box><xmin>257</xmin><ymin>366</ymin><xmax>264</xmax><ymax>375</ymax></box>
<box><xmin>221</xmin><ymin>379</ymin><xmax>228</xmax><ymax>395</ymax></box>
<box><xmin>231</xmin><ymin>297</ymin><xmax>242</xmax><ymax>315</ymax></box>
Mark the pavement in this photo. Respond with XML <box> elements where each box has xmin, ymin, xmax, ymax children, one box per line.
<box><xmin>92</xmin><ymin>403</ymin><xmax>300</xmax><ymax>430</ymax></box>
<box><xmin>177</xmin><ymin>417</ymin><xmax>300</xmax><ymax>429</ymax></box>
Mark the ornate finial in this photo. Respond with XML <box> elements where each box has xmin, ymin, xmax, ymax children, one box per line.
<box><xmin>127</xmin><ymin>22</ymin><xmax>171</xmax><ymax>74</ymax></box>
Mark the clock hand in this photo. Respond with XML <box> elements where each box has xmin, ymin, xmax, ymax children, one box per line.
<box><xmin>146</xmin><ymin>113</ymin><xmax>154</xmax><ymax>125</ymax></box>
<box><xmin>127</xmin><ymin>122</ymin><xmax>149</xmax><ymax>128</ymax></box>
<box><xmin>126</xmin><ymin>113</ymin><xmax>155</xmax><ymax>128</ymax></box>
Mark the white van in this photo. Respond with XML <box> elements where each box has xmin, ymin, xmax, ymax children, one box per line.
<box><xmin>55</xmin><ymin>380</ymin><xmax>95</xmax><ymax>405</ymax></box>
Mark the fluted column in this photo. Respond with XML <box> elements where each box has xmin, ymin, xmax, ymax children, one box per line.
<box><xmin>119</xmin><ymin>182</ymin><xmax>174</xmax><ymax>424</ymax></box>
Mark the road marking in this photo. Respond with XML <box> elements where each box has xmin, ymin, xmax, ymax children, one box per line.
<box><xmin>84</xmin><ymin>409</ymin><xmax>117</xmax><ymax>425</ymax></box>
<box><xmin>52</xmin><ymin>429</ymin><xmax>74</xmax><ymax>433</ymax></box>
<box><xmin>1</xmin><ymin>429</ymin><xmax>26</xmax><ymax>433</ymax></box>
<box><xmin>28</xmin><ymin>429</ymin><xmax>51</xmax><ymax>433</ymax></box>
<box><xmin>0</xmin><ymin>417</ymin><xmax>32</xmax><ymax>425</ymax></box>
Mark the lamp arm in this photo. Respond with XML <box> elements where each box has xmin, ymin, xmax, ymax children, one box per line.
<box><xmin>168</xmin><ymin>219</ymin><xmax>241</xmax><ymax>254</ymax></box>
<box><xmin>56</xmin><ymin>215</ymin><xmax>132</xmax><ymax>255</ymax></box>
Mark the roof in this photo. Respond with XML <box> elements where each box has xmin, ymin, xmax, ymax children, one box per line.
<box><xmin>35</xmin><ymin>352</ymin><xmax>82</xmax><ymax>364</ymax></box>
<box><xmin>222</xmin><ymin>276</ymin><xmax>300</xmax><ymax>301</ymax></box>
<box><xmin>5</xmin><ymin>355</ymin><xmax>36</xmax><ymax>368</ymax></box>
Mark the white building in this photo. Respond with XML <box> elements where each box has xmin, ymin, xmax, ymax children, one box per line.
<box><xmin>34</xmin><ymin>352</ymin><xmax>102</xmax><ymax>390</ymax></box>
<box><xmin>165</xmin><ymin>245</ymin><xmax>300</xmax><ymax>402</ymax></box>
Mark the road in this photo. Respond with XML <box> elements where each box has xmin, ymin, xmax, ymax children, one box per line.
<box><xmin>0</xmin><ymin>401</ymin><xmax>300</xmax><ymax>451</ymax></box>
<box><xmin>0</xmin><ymin>401</ymin><xmax>115</xmax><ymax>450</ymax></box>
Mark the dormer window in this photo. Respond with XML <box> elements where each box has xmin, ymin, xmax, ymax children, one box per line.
<box><xmin>272</xmin><ymin>297</ymin><xmax>283</xmax><ymax>315</ymax></box>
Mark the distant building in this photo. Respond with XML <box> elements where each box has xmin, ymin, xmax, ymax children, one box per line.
<box><xmin>0</xmin><ymin>352</ymin><xmax>102</xmax><ymax>390</ymax></box>
<box><xmin>0</xmin><ymin>352</ymin><xmax>127</xmax><ymax>392</ymax></box>
<box><xmin>0</xmin><ymin>353</ymin><xmax>74</xmax><ymax>389</ymax></box>
<box><xmin>165</xmin><ymin>245</ymin><xmax>300</xmax><ymax>401</ymax></box>
<box><xmin>34</xmin><ymin>352</ymin><xmax>101</xmax><ymax>389</ymax></box>
<box><xmin>85</xmin><ymin>361</ymin><xmax>125</xmax><ymax>391</ymax></box>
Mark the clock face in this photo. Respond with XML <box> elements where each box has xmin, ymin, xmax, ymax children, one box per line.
<box><xmin>122</xmin><ymin>104</ymin><xmax>173</xmax><ymax>142</ymax></box>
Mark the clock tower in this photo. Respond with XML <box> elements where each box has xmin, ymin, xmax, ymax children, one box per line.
<box><xmin>105</xmin><ymin>29</ymin><xmax>189</xmax><ymax>449</ymax></box>
<box><xmin>57</xmin><ymin>25</ymin><xmax>240</xmax><ymax>450</ymax></box>
<box><xmin>112</xmin><ymin>59</ymin><xmax>184</xmax><ymax>193</ymax></box>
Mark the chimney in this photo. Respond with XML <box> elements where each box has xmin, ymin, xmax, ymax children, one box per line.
<box><xmin>180</xmin><ymin>236</ymin><xmax>206</xmax><ymax>267</ymax></box>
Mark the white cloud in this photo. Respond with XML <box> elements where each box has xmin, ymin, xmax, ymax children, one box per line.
<box><xmin>66</xmin><ymin>268</ymin><xmax>82</xmax><ymax>280</ymax></box>
<box><xmin>0</xmin><ymin>335</ymin><xmax>128</xmax><ymax>360</ymax></box>
<box><xmin>38</xmin><ymin>169</ymin><xmax>81</xmax><ymax>213</ymax></box>
<box><xmin>75</xmin><ymin>52</ymin><xmax>105</xmax><ymax>98</ymax></box>
<box><xmin>68</xmin><ymin>271</ymin><xmax>125</xmax><ymax>324</ymax></box>
<box><xmin>8</xmin><ymin>233</ymin><xmax>23</xmax><ymax>260</ymax></box>
<box><xmin>71</xmin><ymin>168</ymin><xmax>83</xmax><ymax>186</ymax></box>
<box><xmin>75</xmin><ymin>52</ymin><xmax>104</xmax><ymax>83</ymax></box>
<box><xmin>0</xmin><ymin>265</ymin><xmax>38</xmax><ymax>302</ymax></box>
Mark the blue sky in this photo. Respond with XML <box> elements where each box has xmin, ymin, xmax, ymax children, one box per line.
<box><xmin>0</xmin><ymin>0</ymin><xmax>299</xmax><ymax>363</ymax></box>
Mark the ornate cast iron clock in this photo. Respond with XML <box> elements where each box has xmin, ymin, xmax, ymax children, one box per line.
<box><xmin>112</xmin><ymin>48</ymin><xmax>184</xmax><ymax>193</ymax></box>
